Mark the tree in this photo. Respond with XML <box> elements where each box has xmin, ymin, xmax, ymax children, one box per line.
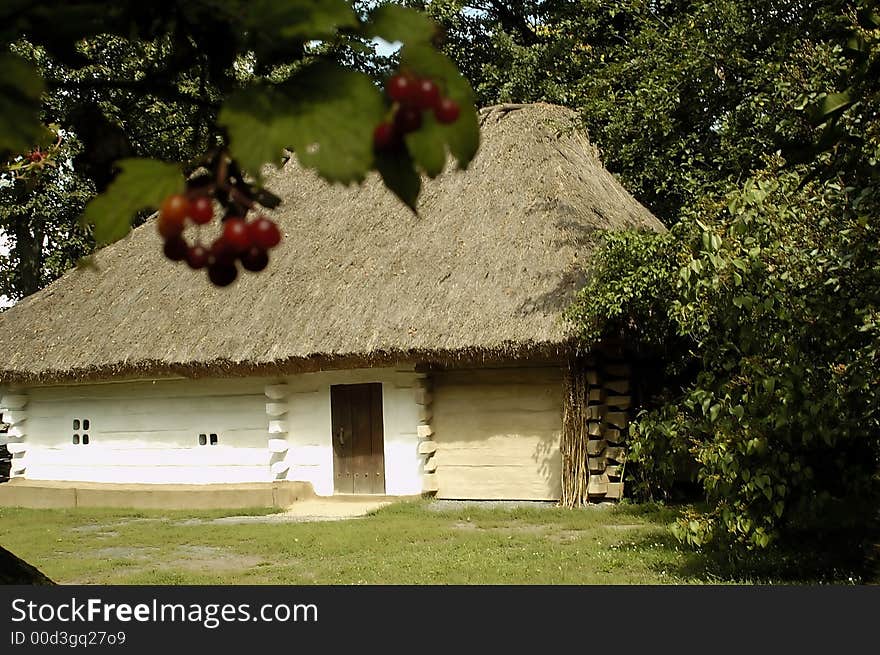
<box><xmin>567</xmin><ymin>1</ymin><xmax>880</xmax><ymax>561</ymax></box>
<box><xmin>1</xmin><ymin>1</ymin><xmax>480</xmax><ymax>294</ymax></box>
<box><xmin>426</xmin><ymin>1</ymin><xmax>853</xmax><ymax>222</ymax></box>
<box><xmin>0</xmin><ymin>128</ymin><xmax>94</xmax><ymax>301</ymax></box>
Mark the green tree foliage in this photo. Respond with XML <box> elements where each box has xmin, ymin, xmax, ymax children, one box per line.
<box><xmin>428</xmin><ymin>0</ymin><xmax>854</xmax><ymax>222</ymax></box>
<box><xmin>568</xmin><ymin>3</ymin><xmax>880</xmax><ymax>551</ymax></box>
<box><xmin>0</xmin><ymin>129</ymin><xmax>94</xmax><ymax>300</ymax></box>
<box><xmin>0</xmin><ymin>1</ymin><xmax>478</xmax><ymax>298</ymax></box>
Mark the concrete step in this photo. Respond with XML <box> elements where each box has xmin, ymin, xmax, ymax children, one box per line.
<box><xmin>0</xmin><ymin>479</ymin><xmax>315</xmax><ymax>510</ymax></box>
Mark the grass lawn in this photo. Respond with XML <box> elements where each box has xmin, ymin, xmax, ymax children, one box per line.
<box><xmin>0</xmin><ymin>500</ymin><xmax>870</xmax><ymax>584</ymax></box>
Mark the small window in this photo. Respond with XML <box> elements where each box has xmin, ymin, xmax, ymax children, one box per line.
<box><xmin>209</xmin><ymin>433</ymin><xmax>218</xmax><ymax>445</ymax></box>
<box><xmin>72</xmin><ymin>417</ymin><xmax>92</xmax><ymax>444</ymax></box>
<box><xmin>198</xmin><ymin>434</ymin><xmax>207</xmax><ymax>446</ymax></box>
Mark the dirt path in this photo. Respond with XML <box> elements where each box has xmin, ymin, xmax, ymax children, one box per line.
<box><xmin>180</xmin><ymin>498</ymin><xmax>395</xmax><ymax>525</ymax></box>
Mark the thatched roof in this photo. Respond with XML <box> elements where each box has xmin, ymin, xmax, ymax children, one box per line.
<box><xmin>0</xmin><ymin>103</ymin><xmax>663</xmax><ymax>384</ymax></box>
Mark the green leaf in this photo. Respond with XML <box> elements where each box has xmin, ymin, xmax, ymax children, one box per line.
<box><xmin>0</xmin><ymin>53</ymin><xmax>46</xmax><ymax>158</ymax></box>
<box><xmin>405</xmin><ymin>113</ymin><xmax>447</xmax><ymax>178</ymax></box>
<box><xmin>399</xmin><ymin>44</ymin><xmax>480</xmax><ymax>169</ymax></box>
<box><xmin>708</xmin><ymin>403</ymin><xmax>721</xmax><ymax>422</ymax></box>
<box><xmin>219</xmin><ymin>62</ymin><xmax>385</xmax><ymax>184</ymax></box>
<box><xmin>820</xmin><ymin>91</ymin><xmax>854</xmax><ymax>115</ymax></box>
<box><xmin>284</xmin><ymin>66</ymin><xmax>385</xmax><ymax>183</ymax></box>
<box><xmin>810</xmin><ymin>91</ymin><xmax>854</xmax><ymax>124</ymax></box>
<box><xmin>701</xmin><ymin>396</ymin><xmax>712</xmax><ymax>415</ymax></box>
<box><xmin>81</xmin><ymin>158</ymin><xmax>183</xmax><ymax>244</ymax></box>
<box><xmin>365</xmin><ymin>5</ymin><xmax>438</xmax><ymax>44</ymax></box>
<box><xmin>217</xmin><ymin>85</ymin><xmax>286</xmax><ymax>178</ymax></box>
<box><xmin>375</xmin><ymin>149</ymin><xmax>421</xmax><ymax>212</ymax></box>
<box><xmin>844</xmin><ymin>32</ymin><xmax>868</xmax><ymax>59</ymax></box>
<box><xmin>245</xmin><ymin>0</ymin><xmax>359</xmax><ymax>42</ymax></box>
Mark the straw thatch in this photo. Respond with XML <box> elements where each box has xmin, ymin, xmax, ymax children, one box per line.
<box><xmin>0</xmin><ymin>103</ymin><xmax>663</xmax><ymax>384</ymax></box>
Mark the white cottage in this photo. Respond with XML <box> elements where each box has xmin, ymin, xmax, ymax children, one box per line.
<box><xmin>0</xmin><ymin>104</ymin><xmax>663</xmax><ymax>507</ymax></box>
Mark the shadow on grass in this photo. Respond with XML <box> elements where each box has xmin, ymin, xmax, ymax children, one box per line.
<box><xmin>616</xmin><ymin>503</ymin><xmax>878</xmax><ymax>584</ymax></box>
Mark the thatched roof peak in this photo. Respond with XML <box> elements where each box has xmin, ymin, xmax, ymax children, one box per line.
<box><xmin>0</xmin><ymin>103</ymin><xmax>663</xmax><ymax>384</ymax></box>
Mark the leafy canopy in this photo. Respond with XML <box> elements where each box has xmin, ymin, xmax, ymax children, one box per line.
<box><xmin>429</xmin><ymin>0</ymin><xmax>853</xmax><ymax>224</ymax></box>
<box><xmin>566</xmin><ymin>1</ymin><xmax>880</xmax><ymax>553</ymax></box>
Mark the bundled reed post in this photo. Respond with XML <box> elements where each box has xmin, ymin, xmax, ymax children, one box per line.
<box><xmin>561</xmin><ymin>357</ymin><xmax>591</xmax><ymax>507</ymax></box>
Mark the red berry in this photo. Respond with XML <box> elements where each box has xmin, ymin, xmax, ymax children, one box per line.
<box><xmin>394</xmin><ymin>105</ymin><xmax>422</xmax><ymax>134</ymax></box>
<box><xmin>160</xmin><ymin>194</ymin><xmax>190</xmax><ymax>223</ymax></box>
<box><xmin>157</xmin><ymin>194</ymin><xmax>189</xmax><ymax>238</ymax></box>
<box><xmin>248</xmin><ymin>217</ymin><xmax>281</xmax><ymax>249</ymax></box>
<box><xmin>208</xmin><ymin>261</ymin><xmax>238</xmax><ymax>287</ymax></box>
<box><xmin>157</xmin><ymin>213</ymin><xmax>184</xmax><ymax>240</ymax></box>
<box><xmin>208</xmin><ymin>236</ymin><xmax>237</xmax><ymax>267</ymax></box>
<box><xmin>240</xmin><ymin>246</ymin><xmax>269</xmax><ymax>272</ymax></box>
<box><xmin>386</xmin><ymin>74</ymin><xmax>415</xmax><ymax>104</ymax></box>
<box><xmin>28</xmin><ymin>151</ymin><xmax>42</xmax><ymax>163</ymax></box>
<box><xmin>373</xmin><ymin>122</ymin><xmax>400</xmax><ymax>151</ymax></box>
<box><xmin>223</xmin><ymin>217</ymin><xmax>251</xmax><ymax>251</ymax></box>
<box><xmin>414</xmin><ymin>78</ymin><xmax>440</xmax><ymax>110</ymax></box>
<box><xmin>434</xmin><ymin>97</ymin><xmax>460</xmax><ymax>124</ymax></box>
<box><xmin>163</xmin><ymin>236</ymin><xmax>188</xmax><ymax>262</ymax></box>
<box><xmin>188</xmin><ymin>196</ymin><xmax>214</xmax><ymax>225</ymax></box>
<box><xmin>186</xmin><ymin>244</ymin><xmax>209</xmax><ymax>269</ymax></box>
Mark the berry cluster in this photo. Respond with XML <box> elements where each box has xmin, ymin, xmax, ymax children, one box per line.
<box><xmin>158</xmin><ymin>193</ymin><xmax>281</xmax><ymax>287</ymax></box>
<box><xmin>373</xmin><ymin>72</ymin><xmax>461</xmax><ymax>151</ymax></box>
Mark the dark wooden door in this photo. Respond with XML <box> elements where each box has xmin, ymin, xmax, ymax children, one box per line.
<box><xmin>331</xmin><ymin>383</ymin><xmax>385</xmax><ymax>494</ymax></box>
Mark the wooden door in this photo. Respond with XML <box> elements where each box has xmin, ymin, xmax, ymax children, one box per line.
<box><xmin>331</xmin><ymin>383</ymin><xmax>385</xmax><ymax>494</ymax></box>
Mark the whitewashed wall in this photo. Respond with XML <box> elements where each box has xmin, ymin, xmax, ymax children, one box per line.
<box><xmin>11</xmin><ymin>366</ymin><xmax>561</xmax><ymax>498</ymax></box>
<box><xmin>12</xmin><ymin>368</ymin><xmax>424</xmax><ymax>495</ymax></box>
<box><xmin>21</xmin><ymin>377</ymin><xmax>273</xmax><ymax>484</ymax></box>
<box><xmin>277</xmin><ymin>368</ymin><xmax>423</xmax><ymax>497</ymax></box>
<box><xmin>432</xmin><ymin>367</ymin><xmax>564</xmax><ymax>501</ymax></box>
